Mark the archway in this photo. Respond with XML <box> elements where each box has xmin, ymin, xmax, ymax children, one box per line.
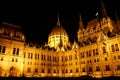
<box><xmin>9</xmin><ymin>67</ymin><xmax>17</xmax><ymax>77</ymax></box>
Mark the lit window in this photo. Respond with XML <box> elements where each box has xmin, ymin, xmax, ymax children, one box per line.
<box><xmin>103</xmin><ymin>46</ymin><xmax>106</xmax><ymax>53</ymax></box>
<box><xmin>105</xmin><ymin>65</ymin><xmax>110</xmax><ymax>71</ymax></box>
<box><xmin>117</xmin><ymin>65</ymin><xmax>120</xmax><ymax>70</ymax></box>
<box><xmin>115</xmin><ymin>44</ymin><xmax>119</xmax><ymax>51</ymax></box>
<box><xmin>111</xmin><ymin>45</ymin><xmax>115</xmax><ymax>52</ymax></box>
<box><xmin>96</xmin><ymin>66</ymin><xmax>100</xmax><ymax>71</ymax></box>
<box><xmin>42</xmin><ymin>69</ymin><xmax>44</xmax><ymax>73</ymax></box>
<box><xmin>82</xmin><ymin>68</ymin><xmax>85</xmax><ymax>72</ymax></box>
<box><xmin>2</xmin><ymin>46</ymin><xmax>6</xmax><ymax>53</ymax></box>
<box><xmin>27</xmin><ymin>68</ymin><xmax>31</xmax><ymax>73</ymax></box>
<box><xmin>16</xmin><ymin>48</ymin><xmax>19</xmax><ymax>55</ymax></box>
<box><xmin>89</xmin><ymin>67</ymin><xmax>92</xmax><ymax>72</ymax></box>
<box><xmin>35</xmin><ymin>68</ymin><xmax>38</xmax><ymax>73</ymax></box>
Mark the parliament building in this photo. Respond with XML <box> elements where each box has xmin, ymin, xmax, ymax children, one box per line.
<box><xmin>0</xmin><ymin>1</ymin><xmax>120</xmax><ymax>78</ymax></box>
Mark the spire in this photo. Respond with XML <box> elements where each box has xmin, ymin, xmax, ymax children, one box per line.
<box><xmin>79</xmin><ymin>13</ymin><xmax>84</xmax><ymax>30</ymax></box>
<box><xmin>57</xmin><ymin>14</ymin><xmax>60</xmax><ymax>26</ymax></box>
<box><xmin>101</xmin><ymin>0</ymin><xmax>107</xmax><ymax>18</ymax></box>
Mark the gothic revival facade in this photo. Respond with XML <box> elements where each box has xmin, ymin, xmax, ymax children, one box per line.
<box><xmin>0</xmin><ymin>1</ymin><xmax>120</xmax><ymax>78</ymax></box>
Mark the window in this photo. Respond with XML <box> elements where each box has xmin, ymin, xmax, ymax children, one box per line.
<box><xmin>117</xmin><ymin>65</ymin><xmax>120</xmax><ymax>70</ymax></box>
<box><xmin>42</xmin><ymin>69</ymin><xmax>44</xmax><ymax>73</ymax></box>
<box><xmin>105</xmin><ymin>65</ymin><xmax>110</xmax><ymax>71</ymax></box>
<box><xmin>13</xmin><ymin>48</ymin><xmax>16</xmax><ymax>55</ymax></box>
<box><xmin>54</xmin><ymin>69</ymin><xmax>56</xmax><ymax>73</ymax></box>
<box><xmin>35</xmin><ymin>54</ymin><xmax>37</xmax><ymax>59</ymax></box>
<box><xmin>76</xmin><ymin>68</ymin><xmax>78</xmax><ymax>73</ymax></box>
<box><xmin>114</xmin><ymin>56</ymin><xmax>116</xmax><ymax>60</ymax></box>
<box><xmin>118</xmin><ymin>55</ymin><xmax>120</xmax><ymax>59</ymax></box>
<box><xmin>66</xmin><ymin>69</ymin><xmax>68</xmax><ymax>73</ymax></box>
<box><xmin>16</xmin><ymin>48</ymin><xmax>19</xmax><ymax>55</ymax></box>
<box><xmin>111</xmin><ymin>45</ymin><xmax>115</xmax><ymax>52</ymax></box>
<box><xmin>62</xmin><ymin>70</ymin><xmax>64</xmax><ymax>73</ymax></box>
<box><xmin>24</xmin><ymin>52</ymin><xmax>26</xmax><ymax>58</ymax></box>
<box><xmin>31</xmin><ymin>53</ymin><xmax>33</xmax><ymax>59</ymax></box>
<box><xmin>96</xmin><ymin>66</ymin><xmax>100</xmax><ymax>71</ymax></box>
<box><xmin>70</xmin><ymin>69</ymin><xmax>72</xmax><ymax>73</ymax></box>
<box><xmin>48</xmin><ymin>69</ymin><xmax>51</xmax><ymax>73</ymax></box>
<box><xmin>82</xmin><ymin>68</ymin><xmax>85</xmax><ymax>72</ymax></box>
<box><xmin>28</xmin><ymin>53</ymin><xmax>30</xmax><ymax>58</ymax></box>
<box><xmin>115</xmin><ymin>44</ymin><xmax>119</xmax><ymax>51</ymax></box>
<box><xmin>27</xmin><ymin>68</ymin><xmax>31</xmax><ymax>73</ymax></box>
<box><xmin>35</xmin><ymin>68</ymin><xmax>38</xmax><ymax>73</ymax></box>
<box><xmin>103</xmin><ymin>46</ymin><xmax>106</xmax><ymax>53</ymax></box>
<box><xmin>96</xmin><ymin>49</ymin><xmax>99</xmax><ymax>55</ymax></box>
<box><xmin>1</xmin><ymin>57</ymin><xmax>3</xmax><ymax>61</ymax></box>
<box><xmin>89</xmin><ymin>67</ymin><xmax>92</xmax><ymax>72</ymax></box>
<box><xmin>2</xmin><ymin>46</ymin><xmax>6</xmax><ymax>53</ymax></box>
<box><xmin>0</xmin><ymin>45</ymin><xmax>6</xmax><ymax>53</ymax></box>
<box><xmin>41</xmin><ymin>55</ymin><xmax>43</xmax><ymax>60</ymax></box>
<box><xmin>105</xmin><ymin>57</ymin><xmax>107</xmax><ymax>61</ymax></box>
<box><xmin>13</xmin><ymin>48</ymin><xmax>19</xmax><ymax>55</ymax></box>
<box><xmin>38</xmin><ymin>54</ymin><xmax>39</xmax><ymax>60</ymax></box>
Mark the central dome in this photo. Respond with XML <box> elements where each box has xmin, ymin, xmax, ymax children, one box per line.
<box><xmin>48</xmin><ymin>15</ymin><xmax>69</xmax><ymax>50</ymax></box>
<box><xmin>49</xmin><ymin>15</ymin><xmax>67</xmax><ymax>36</ymax></box>
<box><xmin>50</xmin><ymin>25</ymin><xmax>67</xmax><ymax>35</ymax></box>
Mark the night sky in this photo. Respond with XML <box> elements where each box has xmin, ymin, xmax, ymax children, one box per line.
<box><xmin>0</xmin><ymin>0</ymin><xmax>120</xmax><ymax>45</ymax></box>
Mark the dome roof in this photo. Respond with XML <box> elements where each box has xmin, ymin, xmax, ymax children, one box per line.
<box><xmin>50</xmin><ymin>25</ymin><xmax>67</xmax><ymax>35</ymax></box>
<box><xmin>49</xmin><ymin>15</ymin><xmax>67</xmax><ymax>36</ymax></box>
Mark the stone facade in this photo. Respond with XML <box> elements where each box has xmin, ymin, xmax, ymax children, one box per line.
<box><xmin>0</xmin><ymin>1</ymin><xmax>120</xmax><ymax>78</ymax></box>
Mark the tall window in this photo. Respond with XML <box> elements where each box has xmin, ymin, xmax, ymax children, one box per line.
<box><xmin>2</xmin><ymin>46</ymin><xmax>6</xmax><ymax>53</ymax></box>
<box><xmin>28</xmin><ymin>53</ymin><xmax>30</xmax><ymax>58</ymax></box>
<box><xmin>117</xmin><ymin>65</ymin><xmax>120</xmax><ymax>70</ymax></box>
<box><xmin>35</xmin><ymin>54</ymin><xmax>37</xmax><ymax>59</ymax></box>
<box><xmin>115</xmin><ymin>44</ymin><xmax>119</xmax><ymax>51</ymax></box>
<box><xmin>42</xmin><ymin>69</ymin><xmax>44</xmax><ymax>73</ymax></box>
<box><xmin>103</xmin><ymin>46</ymin><xmax>106</xmax><ymax>53</ymax></box>
<box><xmin>48</xmin><ymin>69</ymin><xmax>51</xmax><ymax>73</ymax></box>
<box><xmin>105</xmin><ymin>65</ymin><xmax>110</xmax><ymax>71</ymax></box>
<box><xmin>76</xmin><ymin>68</ymin><xmax>78</xmax><ymax>73</ymax></box>
<box><xmin>89</xmin><ymin>67</ymin><xmax>92</xmax><ymax>72</ymax></box>
<box><xmin>0</xmin><ymin>45</ymin><xmax>6</xmax><ymax>53</ymax></box>
<box><xmin>13</xmin><ymin>48</ymin><xmax>19</xmax><ymax>55</ymax></box>
<box><xmin>70</xmin><ymin>69</ymin><xmax>72</xmax><ymax>73</ymax></box>
<box><xmin>27</xmin><ymin>68</ymin><xmax>31</xmax><ymax>73</ymax></box>
<box><xmin>82</xmin><ymin>68</ymin><xmax>85</xmax><ymax>72</ymax></box>
<box><xmin>13</xmin><ymin>48</ymin><xmax>16</xmax><ymax>55</ymax></box>
<box><xmin>35</xmin><ymin>68</ymin><xmax>38</xmax><ymax>73</ymax></box>
<box><xmin>96</xmin><ymin>49</ymin><xmax>99</xmax><ymax>55</ymax></box>
<box><xmin>111</xmin><ymin>45</ymin><xmax>115</xmax><ymax>52</ymax></box>
<box><xmin>96</xmin><ymin>66</ymin><xmax>100</xmax><ymax>71</ymax></box>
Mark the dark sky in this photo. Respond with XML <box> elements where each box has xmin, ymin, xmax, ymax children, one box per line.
<box><xmin>0</xmin><ymin>0</ymin><xmax>120</xmax><ymax>45</ymax></box>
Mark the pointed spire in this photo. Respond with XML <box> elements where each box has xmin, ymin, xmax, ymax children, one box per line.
<box><xmin>101</xmin><ymin>0</ymin><xmax>107</xmax><ymax>17</ymax></box>
<box><xmin>79</xmin><ymin>13</ymin><xmax>84</xmax><ymax>30</ymax></box>
<box><xmin>57</xmin><ymin>14</ymin><xmax>60</xmax><ymax>26</ymax></box>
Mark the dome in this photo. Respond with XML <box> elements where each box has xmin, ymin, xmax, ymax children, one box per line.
<box><xmin>49</xmin><ymin>15</ymin><xmax>67</xmax><ymax>36</ymax></box>
<box><xmin>50</xmin><ymin>25</ymin><xmax>67</xmax><ymax>35</ymax></box>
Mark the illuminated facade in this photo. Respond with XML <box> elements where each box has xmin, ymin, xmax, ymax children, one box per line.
<box><xmin>0</xmin><ymin>1</ymin><xmax>120</xmax><ymax>78</ymax></box>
